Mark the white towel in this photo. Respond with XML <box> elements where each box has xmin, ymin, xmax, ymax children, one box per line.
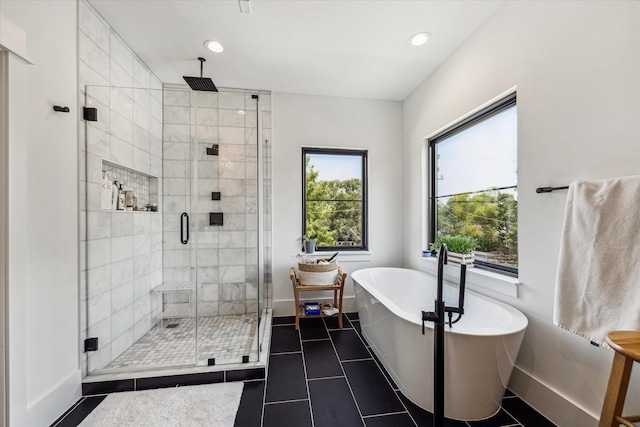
<box><xmin>553</xmin><ymin>175</ymin><xmax>640</xmax><ymax>346</ymax></box>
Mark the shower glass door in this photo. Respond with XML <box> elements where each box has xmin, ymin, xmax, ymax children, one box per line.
<box><xmin>82</xmin><ymin>84</ymin><xmax>269</xmax><ymax>375</ymax></box>
<box><xmin>188</xmin><ymin>89</ymin><xmax>263</xmax><ymax>366</ymax></box>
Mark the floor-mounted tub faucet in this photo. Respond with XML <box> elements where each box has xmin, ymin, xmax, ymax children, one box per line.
<box><xmin>420</xmin><ymin>243</ymin><xmax>468</xmax><ymax>427</ymax></box>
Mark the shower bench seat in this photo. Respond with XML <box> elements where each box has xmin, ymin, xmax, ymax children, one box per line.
<box><xmin>153</xmin><ymin>281</ymin><xmax>195</xmax><ymax>328</ymax></box>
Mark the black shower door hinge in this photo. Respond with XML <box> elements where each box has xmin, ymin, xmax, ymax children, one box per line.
<box><xmin>83</xmin><ymin>107</ymin><xmax>98</xmax><ymax>122</ymax></box>
<box><xmin>84</xmin><ymin>337</ymin><xmax>99</xmax><ymax>352</ymax></box>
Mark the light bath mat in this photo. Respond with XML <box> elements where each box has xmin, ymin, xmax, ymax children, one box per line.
<box><xmin>79</xmin><ymin>382</ymin><xmax>244</xmax><ymax>427</ymax></box>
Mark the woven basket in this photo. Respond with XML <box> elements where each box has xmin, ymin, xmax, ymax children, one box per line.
<box><xmin>295</xmin><ymin>255</ymin><xmax>339</xmax><ymax>286</ymax></box>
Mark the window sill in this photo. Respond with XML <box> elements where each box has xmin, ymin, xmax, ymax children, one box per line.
<box><xmin>297</xmin><ymin>251</ymin><xmax>372</xmax><ymax>262</ymax></box>
<box><xmin>418</xmin><ymin>256</ymin><xmax>520</xmax><ymax>298</ymax></box>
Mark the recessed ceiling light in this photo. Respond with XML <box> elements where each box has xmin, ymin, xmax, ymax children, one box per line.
<box><xmin>204</xmin><ymin>40</ymin><xmax>224</xmax><ymax>53</ymax></box>
<box><xmin>237</xmin><ymin>110</ymin><xmax>245</xmax><ymax>115</ymax></box>
<box><xmin>409</xmin><ymin>32</ymin><xmax>430</xmax><ymax>46</ymax></box>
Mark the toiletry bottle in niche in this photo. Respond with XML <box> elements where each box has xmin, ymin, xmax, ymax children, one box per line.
<box><xmin>117</xmin><ymin>184</ymin><xmax>126</xmax><ymax>210</ymax></box>
<box><xmin>111</xmin><ymin>180</ymin><xmax>119</xmax><ymax>210</ymax></box>
<box><xmin>101</xmin><ymin>171</ymin><xmax>112</xmax><ymax>210</ymax></box>
<box><xmin>125</xmin><ymin>190</ymin><xmax>133</xmax><ymax>211</ymax></box>
<box><xmin>132</xmin><ymin>192</ymin><xmax>138</xmax><ymax>211</ymax></box>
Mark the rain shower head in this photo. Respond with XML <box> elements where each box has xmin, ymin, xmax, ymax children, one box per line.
<box><xmin>183</xmin><ymin>57</ymin><xmax>218</xmax><ymax>92</ymax></box>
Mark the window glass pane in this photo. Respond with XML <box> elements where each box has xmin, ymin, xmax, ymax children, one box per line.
<box><xmin>305</xmin><ymin>151</ymin><xmax>364</xmax><ymax>248</ymax></box>
<box><xmin>435</xmin><ymin>188</ymin><xmax>518</xmax><ymax>267</ymax></box>
<box><xmin>432</xmin><ymin>102</ymin><xmax>517</xmax><ymax>271</ymax></box>
<box><xmin>436</xmin><ymin>107</ymin><xmax>517</xmax><ymax>197</ymax></box>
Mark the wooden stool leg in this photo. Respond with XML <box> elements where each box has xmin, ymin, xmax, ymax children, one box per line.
<box><xmin>337</xmin><ymin>288</ymin><xmax>343</xmax><ymax>328</ymax></box>
<box><xmin>599</xmin><ymin>352</ymin><xmax>634</xmax><ymax>427</ymax></box>
<box><xmin>290</xmin><ymin>267</ymin><xmax>301</xmax><ymax>330</ymax></box>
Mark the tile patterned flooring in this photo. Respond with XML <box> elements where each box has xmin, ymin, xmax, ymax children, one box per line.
<box><xmin>253</xmin><ymin>313</ymin><xmax>558</xmax><ymax>427</ymax></box>
<box><xmin>106</xmin><ymin>314</ymin><xmax>257</xmax><ymax>369</ymax></box>
<box><xmin>53</xmin><ymin>313</ymin><xmax>557</xmax><ymax>427</ymax></box>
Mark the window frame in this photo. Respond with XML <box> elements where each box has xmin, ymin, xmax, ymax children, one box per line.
<box><xmin>428</xmin><ymin>92</ymin><xmax>518</xmax><ymax>277</ymax></box>
<box><xmin>302</xmin><ymin>147</ymin><xmax>368</xmax><ymax>252</ymax></box>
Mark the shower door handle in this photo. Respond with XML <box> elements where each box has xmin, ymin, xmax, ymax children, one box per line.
<box><xmin>180</xmin><ymin>212</ymin><xmax>189</xmax><ymax>244</ymax></box>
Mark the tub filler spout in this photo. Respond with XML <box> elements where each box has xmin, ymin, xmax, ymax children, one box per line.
<box><xmin>445</xmin><ymin>262</ymin><xmax>466</xmax><ymax>327</ymax></box>
<box><xmin>420</xmin><ymin>243</ymin><xmax>467</xmax><ymax>331</ymax></box>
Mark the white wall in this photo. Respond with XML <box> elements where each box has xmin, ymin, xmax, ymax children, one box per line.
<box><xmin>272</xmin><ymin>92</ymin><xmax>403</xmax><ymax>314</ymax></box>
<box><xmin>2</xmin><ymin>1</ymin><xmax>81</xmax><ymax>425</ymax></box>
<box><xmin>402</xmin><ymin>1</ymin><xmax>640</xmax><ymax>426</ymax></box>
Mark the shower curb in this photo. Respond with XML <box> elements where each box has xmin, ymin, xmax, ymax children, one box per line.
<box><xmin>82</xmin><ymin>366</ymin><xmax>265</xmax><ymax>395</ymax></box>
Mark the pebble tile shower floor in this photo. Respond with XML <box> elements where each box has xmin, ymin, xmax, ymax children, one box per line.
<box><xmin>106</xmin><ymin>314</ymin><xmax>257</xmax><ymax>369</ymax></box>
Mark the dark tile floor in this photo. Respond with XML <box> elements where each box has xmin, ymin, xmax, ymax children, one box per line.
<box><xmin>52</xmin><ymin>313</ymin><xmax>557</xmax><ymax>427</ymax></box>
<box><xmin>253</xmin><ymin>313</ymin><xmax>557</xmax><ymax>427</ymax></box>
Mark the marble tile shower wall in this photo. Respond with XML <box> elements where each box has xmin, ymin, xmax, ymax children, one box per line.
<box><xmin>79</xmin><ymin>0</ymin><xmax>164</xmax><ymax>374</ymax></box>
<box><xmin>162</xmin><ymin>88</ymin><xmax>272</xmax><ymax>318</ymax></box>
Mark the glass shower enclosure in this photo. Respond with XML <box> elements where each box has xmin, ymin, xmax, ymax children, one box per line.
<box><xmin>80</xmin><ymin>84</ymin><xmax>271</xmax><ymax>375</ymax></box>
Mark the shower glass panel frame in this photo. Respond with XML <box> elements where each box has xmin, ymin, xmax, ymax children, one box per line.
<box><xmin>81</xmin><ymin>84</ymin><xmax>270</xmax><ymax>375</ymax></box>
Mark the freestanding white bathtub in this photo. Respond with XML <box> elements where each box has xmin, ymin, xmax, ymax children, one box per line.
<box><xmin>352</xmin><ymin>267</ymin><xmax>527</xmax><ymax>421</ymax></box>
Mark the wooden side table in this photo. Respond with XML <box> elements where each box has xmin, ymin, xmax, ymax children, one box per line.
<box><xmin>289</xmin><ymin>266</ymin><xmax>347</xmax><ymax>330</ymax></box>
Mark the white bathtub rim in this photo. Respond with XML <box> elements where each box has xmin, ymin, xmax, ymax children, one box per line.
<box><xmin>352</xmin><ymin>267</ymin><xmax>528</xmax><ymax>337</ymax></box>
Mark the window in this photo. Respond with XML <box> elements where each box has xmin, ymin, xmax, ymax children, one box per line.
<box><xmin>428</xmin><ymin>93</ymin><xmax>517</xmax><ymax>276</ymax></box>
<box><xmin>303</xmin><ymin>147</ymin><xmax>368</xmax><ymax>251</ymax></box>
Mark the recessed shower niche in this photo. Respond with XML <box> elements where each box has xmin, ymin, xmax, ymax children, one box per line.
<box><xmin>81</xmin><ymin>84</ymin><xmax>272</xmax><ymax>376</ymax></box>
<box><xmin>101</xmin><ymin>160</ymin><xmax>159</xmax><ymax>212</ymax></box>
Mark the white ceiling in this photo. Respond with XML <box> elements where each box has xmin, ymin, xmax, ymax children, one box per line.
<box><xmin>88</xmin><ymin>0</ymin><xmax>505</xmax><ymax>101</ymax></box>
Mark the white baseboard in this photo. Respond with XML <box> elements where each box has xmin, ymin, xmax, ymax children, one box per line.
<box><xmin>508</xmin><ymin>367</ymin><xmax>598</xmax><ymax>427</ymax></box>
<box><xmin>28</xmin><ymin>368</ymin><xmax>82</xmax><ymax>426</ymax></box>
<box><xmin>273</xmin><ymin>296</ymin><xmax>357</xmax><ymax>317</ymax></box>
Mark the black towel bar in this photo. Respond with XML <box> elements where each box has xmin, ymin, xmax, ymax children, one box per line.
<box><xmin>535</xmin><ymin>186</ymin><xmax>569</xmax><ymax>193</ymax></box>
